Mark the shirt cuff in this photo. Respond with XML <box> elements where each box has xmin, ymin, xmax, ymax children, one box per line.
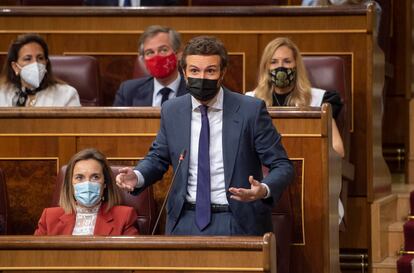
<box><xmin>262</xmin><ymin>183</ymin><xmax>271</xmax><ymax>199</ymax></box>
<box><xmin>133</xmin><ymin>170</ymin><xmax>145</xmax><ymax>188</ymax></box>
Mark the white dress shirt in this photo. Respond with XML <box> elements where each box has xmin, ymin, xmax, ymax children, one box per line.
<box><xmin>186</xmin><ymin>87</ymin><xmax>227</xmax><ymax>205</ymax></box>
<box><xmin>151</xmin><ymin>73</ymin><xmax>181</xmax><ymax>107</ymax></box>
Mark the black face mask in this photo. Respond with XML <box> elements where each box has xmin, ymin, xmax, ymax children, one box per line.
<box><xmin>186</xmin><ymin>77</ymin><xmax>220</xmax><ymax>102</ymax></box>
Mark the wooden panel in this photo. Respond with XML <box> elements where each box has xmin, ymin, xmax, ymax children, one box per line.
<box><xmin>339</xmin><ymin>196</ymin><xmax>370</xmax><ymax>249</ymax></box>
<box><xmin>289</xmin><ymin>160</ymin><xmax>304</xmax><ymax>244</ymax></box>
<box><xmin>369</xmin><ymin>194</ymin><xmax>398</xmax><ymax>263</ymax></box>
<box><xmin>382</xmin><ymin>0</ymin><xmax>411</xmax><ymax>163</ymax></box>
<box><xmin>408</xmin><ymin>99</ymin><xmax>414</xmax><ymax>184</ymax></box>
<box><xmin>383</xmin><ymin>97</ymin><xmax>409</xmax><ymax>173</ymax></box>
<box><xmin>94</xmin><ymin>55</ymin><xmax>136</xmax><ymax>106</ymax></box>
<box><xmin>78</xmin><ymin>137</ymin><xmax>155</xmax><ymax>157</ymax></box>
<box><xmin>0</xmin><ymin>107</ymin><xmax>339</xmax><ymax>273</ymax></box>
<box><xmin>0</xmin><ymin>234</ymin><xmax>276</xmax><ymax>272</ymax></box>
<box><xmin>0</xmin><ymin>159</ymin><xmax>57</xmax><ymax>235</ymax></box>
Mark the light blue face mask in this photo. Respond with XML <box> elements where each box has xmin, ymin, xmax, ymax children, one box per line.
<box><xmin>74</xmin><ymin>181</ymin><xmax>102</xmax><ymax>207</ymax></box>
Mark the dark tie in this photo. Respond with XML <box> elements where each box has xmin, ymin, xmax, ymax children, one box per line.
<box><xmin>196</xmin><ymin>105</ymin><xmax>211</xmax><ymax>230</ymax></box>
<box><xmin>124</xmin><ymin>0</ymin><xmax>131</xmax><ymax>6</ymax></box>
<box><xmin>159</xmin><ymin>87</ymin><xmax>171</xmax><ymax>106</ymax></box>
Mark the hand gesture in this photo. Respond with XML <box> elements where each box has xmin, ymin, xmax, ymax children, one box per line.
<box><xmin>229</xmin><ymin>176</ymin><xmax>267</xmax><ymax>202</ymax></box>
<box><xmin>115</xmin><ymin>167</ymin><xmax>138</xmax><ymax>192</ymax></box>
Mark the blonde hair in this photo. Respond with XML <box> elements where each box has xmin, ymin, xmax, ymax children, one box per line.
<box><xmin>59</xmin><ymin>148</ymin><xmax>121</xmax><ymax>214</ymax></box>
<box><xmin>253</xmin><ymin>37</ymin><xmax>311</xmax><ymax>107</ymax></box>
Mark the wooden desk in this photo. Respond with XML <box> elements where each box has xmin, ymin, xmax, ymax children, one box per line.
<box><xmin>0</xmin><ymin>233</ymin><xmax>276</xmax><ymax>272</ymax></box>
<box><xmin>0</xmin><ymin>106</ymin><xmax>339</xmax><ymax>273</ymax></box>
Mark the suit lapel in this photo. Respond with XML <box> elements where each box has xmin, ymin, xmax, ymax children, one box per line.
<box><xmin>134</xmin><ymin>79</ymin><xmax>154</xmax><ymax>106</ymax></box>
<box><xmin>94</xmin><ymin>204</ymin><xmax>114</xmax><ymax>236</ymax></box>
<box><xmin>222</xmin><ymin>90</ymin><xmax>242</xmax><ymax>189</ymax></box>
<box><xmin>175</xmin><ymin>96</ymin><xmax>192</xmax><ymax>190</ymax></box>
<box><xmin>57</xmin><ymin>213</ymin><xmax>75</xmax><ymax>235</ymax></box>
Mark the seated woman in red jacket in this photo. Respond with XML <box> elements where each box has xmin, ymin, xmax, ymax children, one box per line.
<box><xmin>34</xmin><ymin>148</ymin><xmax>139</xmax><ymax>236</ymax></box>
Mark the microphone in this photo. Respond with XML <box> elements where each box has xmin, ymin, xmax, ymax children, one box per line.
<box><xmin>151</xmin><ymin>149</ymin><xmax>187</xmax><ymax>235</ymax></box>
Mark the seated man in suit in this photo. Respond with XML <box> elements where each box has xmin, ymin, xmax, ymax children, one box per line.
<box><xmin>113</xmin><ymin>25</ymin><xmax>188</xmax><ymax>106</ymax></box>
<box><xmin>116</xmin><ymin>35</ymin><xmax>294</xmax><ymax>236</ymax></box>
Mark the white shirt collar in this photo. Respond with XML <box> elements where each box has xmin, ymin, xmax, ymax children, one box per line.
<box><xmin>153</xmin><ymin>73</ymin><xmax>181</xmax><ymax>96</ymax></box>
<box><xmin>191</xmin><ymin>87</ymin><xmax>224</xmax><ymax>112</ymax></box>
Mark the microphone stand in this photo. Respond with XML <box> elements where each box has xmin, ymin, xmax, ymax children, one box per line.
<box><xmin>151</xmin><ymin>149</ymin><xmax>187</xmax><ymax>235</ymax></box>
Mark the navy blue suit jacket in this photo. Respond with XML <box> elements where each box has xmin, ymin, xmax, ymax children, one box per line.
<box><xmin>113</xmin><ymin>76</ymin><xmax>188</xmax><ymax>106</ymax></box>
<box><xmin>134</xmin><ymin>89</ymin><xmax>294</xmax><ymax>235</ymax></box>
<box><xmin>84</xmin><ymin>0</ymin><xmax>179</xmax><ymax>5</ymax></box>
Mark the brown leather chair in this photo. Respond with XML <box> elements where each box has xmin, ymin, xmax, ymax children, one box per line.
<box><xmin>0</xmin><ymin>168</ymin><xmax>9</xmax><ymax>235</ymax></box>
<box><xmin>302</xmin><ymin>56</ymin><xmax>350</xmax><ymax>147</ymax></box>
<box><xmin>51</xmin><ymin>165</ymin><xmax>157</xmax><ymax>235</ymax></box>
<box><xmin>132</xmin><ymin>57</ymin><xmax>150</xmax><ymax>79</ymax></box>
<box><xmin>191</xmin><ymin>0</ymin><xmax>279</xmax><ymax>5</ymax></box>
<box><xmin>49</xmin><ymin>55</ymin><xmax>101</xmax><ymax>106</ymax></box>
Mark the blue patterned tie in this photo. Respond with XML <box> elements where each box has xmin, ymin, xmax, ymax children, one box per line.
<box><xmin>196</xmin><ymin>105</ymin><xmax>211</xmax><ymax>230</ymax></box>
<box><xmin>124</xmin><ymin>0</ymin><xmax>131</xmax><ymax>6</ymax></box>
<box><xmin>159</xmin><ymin>87</ymin><xmax>171</xmax><ymax>106</ymax></box>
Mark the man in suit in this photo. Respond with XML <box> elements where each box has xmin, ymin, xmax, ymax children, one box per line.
<box><xmin>84</xmin><ymin>0</ymin><xmax>180</xmax><ymax>6</ymax></box>
<box><xmin>116</xmin><ymin>36</ymin><xmax>294</xmax><ymax>235</ymax></box>
<box><xmin>113</xmin><ymin>25</ymin><xmax>187</xmax><ymax>106</ymax></box>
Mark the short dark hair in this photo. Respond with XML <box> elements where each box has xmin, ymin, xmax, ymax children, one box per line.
<box><xmin>0</xmin><ymin>33</ymin><xmax>59</xmax><ymax>89</ymax></box>
<box><xmin>59</xmin><ymin>148</ymin><xmax>121</xmax><ymax>214</ymax></box>
<box><xmin>180</xmin><ymin>36</ymin><xmax>228</xmax><ymax>71</ymax></box>
<box><xmin>138</xmin><ymin>25</ymin><xmax>181</xmax><ymax>56</ymax></box>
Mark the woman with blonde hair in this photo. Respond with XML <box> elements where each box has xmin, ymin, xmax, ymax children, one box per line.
<box><xmin>247</xmin><ymin>37</ymin><xmax>345</xmax><ymax>157</ymax></box>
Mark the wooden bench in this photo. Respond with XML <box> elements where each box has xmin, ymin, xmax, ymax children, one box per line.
<box><xmin>0</xmin><ymin>234</ymin><xmax>276</xmax><ymax>272</ymax></box>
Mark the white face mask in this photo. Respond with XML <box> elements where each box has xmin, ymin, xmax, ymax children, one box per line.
<box><xmin>17</xmin><ymin>62</ymin><xmax>47</xmax><ymax>89</ymax></box>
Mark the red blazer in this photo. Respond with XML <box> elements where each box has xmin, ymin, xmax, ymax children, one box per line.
<box><xmin>34</xmin><ymin>203</ymin><xmax>139</xmax><ymax>236</ymax></box>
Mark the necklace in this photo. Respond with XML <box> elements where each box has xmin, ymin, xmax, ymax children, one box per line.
<box><xmin>273</xmin><ymin>92</ymin><xmax>284</xmax><ymax>106</ymax></box>
<box><xmin>28</xmin><ymin>95</ymin><xmax>36</xmax><ymax>107</ymax></box>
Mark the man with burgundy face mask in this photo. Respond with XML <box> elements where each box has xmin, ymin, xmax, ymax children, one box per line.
<box><xmin>116</xmin><ymin>36</ymin><xmax>294</xmax><ymax>236</ymax></box>
<box><xmin>113</xmin><ymin>25</ymin><xmax>187</xmax><ymax>106</ymax></box>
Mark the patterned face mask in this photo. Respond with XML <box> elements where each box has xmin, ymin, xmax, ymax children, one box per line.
<box><xmin>145</xmin><ymin>53</ymin><xmax>177</xmax><ymax>79</ymax></box>
<box><xmin>269</xmin><ymin>67</ymin><xmax>297</xmax><ymax>88</ymax></box>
